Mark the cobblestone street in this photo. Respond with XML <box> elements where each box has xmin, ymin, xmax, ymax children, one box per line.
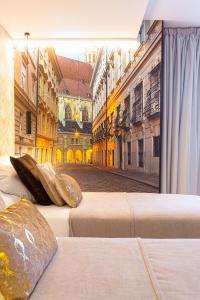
<box><xmin>56</xmin><ymin>164</ymin><xmax>158</xmax><ymax>193</ymax></box>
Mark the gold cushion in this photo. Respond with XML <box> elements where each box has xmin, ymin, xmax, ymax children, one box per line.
<box><xmin>0</xmin><ymin>198</ymin><xmax>57</xmax><ymax>299</ymax></box>
<box><xmin>55</xmin><ymin>174</ymin><xmax>83</xmax><ymax>208</ymax></box>
<box><xmin>36</xmin><ymin>163</ymin><xmax>65</xmax><ymax>207</ymax></box>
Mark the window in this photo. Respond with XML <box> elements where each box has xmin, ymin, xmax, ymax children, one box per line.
<box><xmin>32</xmin><ymin>79</ymin><xmax>35</xmax><ymax>102</ymax></box>
<box><xmin>138</xmin><ymin>139</ymin><xmax>144</xmax><ymax>167</ymax></box>
<box><xmin>144</xmin><ymin>64</ymin><xmax>161</xmax><ymax>118</ymax></box>
<box><xmin>71</xmin><ymin>138</ymin><xmax>74</xmax><ymax>144</ymax></box>
<box><xmin>19</xmin><ymin>112</ymin><xmax>23</xmax><ymax>136</ymax></box>
<box><xmin>153</xmin><ymin>136</ymin><xmax>160</xmax><ymax>157</ymax></box>
<box><xmin>82</xmin><ymin>106</ymin><xmax>89</xmax><ymax>122</ymax></box>
<box><xmin>65</xmin><ymin>105</ymin><xmax>72</xmax><ymax>120</ymax></box>
<box><xmin>127</xmin><ymin>142</ymin><xmax>131</xmax><ymax>165</ymax></box>
<box><xmin>132</xmin><ymin>82</ymin><xmax>143</xmax><ymax>124</ymax></box>
<box><xmin>21</xmin><ymin>64</ymin><xmax>27</xmax><ymax>89</ymax></box>
<box><xmin>76</xmin><ymin>138</ymin><xmax>78</xmax><ymax>144</ymax></box>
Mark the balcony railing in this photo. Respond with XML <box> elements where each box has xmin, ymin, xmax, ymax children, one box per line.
<box><xmin>144</xmin><ymin>81</ymin><xmax>160</xmax><ymax>118</ymax></box>
<box><xmin>132</xmin><ymin>100</ymin><xmax>142</xmax><ymax>124</ymax></box>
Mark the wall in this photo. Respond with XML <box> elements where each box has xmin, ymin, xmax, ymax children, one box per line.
<box><xmin>0</xmin><ymin>25</ymin><xmax>14</xmax><ymax>156</ymax></box>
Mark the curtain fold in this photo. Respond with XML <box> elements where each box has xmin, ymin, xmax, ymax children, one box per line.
<box><xmin>161</xmin><ymin>28</ymin><xmax>200</xmax><ymax>195</ymax></box>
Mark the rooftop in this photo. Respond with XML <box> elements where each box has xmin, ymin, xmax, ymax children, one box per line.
<box><xmin>57</xmin><ymin>55</ymin><xmax>93</xmax><ymax>98</ymax></box>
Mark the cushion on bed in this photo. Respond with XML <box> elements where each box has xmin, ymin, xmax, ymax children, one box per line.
<box><xmin>10</xmin><ymin>156</ymin><xmax>52</xmax><ymax>205</ymax></box>
<box><xmin>0</xmin><ymin>198</ymin><xmax>57</xmax><ymax>300</ymax></box>
<box><xmin>0</xmin><ymin>165</ymin><xmax>35</xmax><ymax>202</ymax></box>
<box><xmin>55</xmin><ymin>173</ymin><xmax>82</xmax><ymax>208</ymax></box>
<box><xmin>15</xmin><ymin>154</ymin><xmax>39</xmax><ymax>180</ymax></box>
<box><xmin>37</xmin><ymin>163</ymin><xmax>65</xmax><ymax>207</ymax></box>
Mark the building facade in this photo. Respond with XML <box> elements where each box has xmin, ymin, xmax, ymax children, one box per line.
<box><xmin>14</xmin><ymin>45</ymin><xmax>62</xmax><ymax>162</ymax></box>
<box><xmin>56</xmin><ymin>95</ymin><xmax>93</xmax><ymax>164</ymax></box>
<box><xmin>14</xmin><ymin>43</ymin><xmax>37</xmax><ymax>157</ymax></box>
<box><xmin>55</xmin><ymin>56</ymin><xmax>93</xmax><ymax>164</ymax></box>
<box><xmin>91</xmin><ymin>21</ymin><xmax>161</xmax><ymax>175</ymax></box>
<box><xmin>36</xmin><ymin>48</ymin><xmax>62</xmax><ymax>163</ymax></box>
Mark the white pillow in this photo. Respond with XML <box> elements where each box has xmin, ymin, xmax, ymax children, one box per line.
<box><xmin>0</xmin><ymin>156</ymin><xmax>12</xmax><ymax>166</ymax></box>
<box><xmin>0</xmin><ymin>165</ymin><xmax>35</xmax><ymax>202</ymax></box>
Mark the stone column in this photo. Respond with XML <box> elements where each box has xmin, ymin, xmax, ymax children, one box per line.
<box><xmin>0</xmin><ymin>25</ymin><xmax>14</xmax><ymax>156</ymax></box>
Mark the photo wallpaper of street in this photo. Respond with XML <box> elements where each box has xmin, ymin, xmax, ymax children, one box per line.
<box><xmin>10</xmin><ymin>20</ymin><xmax>162</xmax><ymax>193</ymax></box>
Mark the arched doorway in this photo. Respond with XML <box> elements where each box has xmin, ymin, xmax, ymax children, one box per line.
<box><xmin>75</xmin><ymin>149</ymin><xmax>83</xmax><ymax>163</ymax></box>
<box><xmin>66</xmin><ymin>149</ymin><xmax>74</xmax><ymax>163</ymax></box>
<box><xmin>56</xmin><ymin>149</ymin><xmax>62</xmax><ymax>163</ymax></box>
<box><xmin>86</xmin><ymin>149</ymin><xmax>92</xmax><ymax>163</ymax></box>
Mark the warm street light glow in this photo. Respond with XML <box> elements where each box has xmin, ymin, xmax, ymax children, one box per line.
<box><xmin>74</xmin><ymin>131</ymin><xmax>80</xmax><ymax>138</ymax></box>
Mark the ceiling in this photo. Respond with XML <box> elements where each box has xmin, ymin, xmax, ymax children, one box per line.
<box><xmin>0</xmin><ymin>0</ymin><xmax>148</xmax><ymax>39</ymax></box>
<box><xmin>145</xmin><ymin>0</ymin><xmax>200</xmax><ymax>27</ymax></box>
<box><xmin>1</xmin><ymin>0</ymin><xmax>199</xmax><ymax>40</ymax></box>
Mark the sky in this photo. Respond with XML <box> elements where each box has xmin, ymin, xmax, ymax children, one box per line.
<box><xmin>54</xmin><ymin>43</ymin><xmax>86</xmax><ymax>61</ymax></box>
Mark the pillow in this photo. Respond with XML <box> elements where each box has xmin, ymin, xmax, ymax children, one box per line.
<box><xmin>10</xmin><ymin>156</ymin><xmax>52</xmax><ymax>205</ymax></box>
<box><xmin>0</xmin><ymin>198</ymin><xmax>57</xmax><ymax>299</ymax></box>
<box><xmin>15</xmin><ymin>154</ymin><xmax>39</xmax><ymax>180</ymax></box>
<box><xmin>0</xmin><ymin>156</ymin><xmax>12</xmax><ymax>166</ymax></box>
<box><xmin>0</xmin><ymin>165</ymin><xmax>35</xmax><ymax>202</ymax></box>
<box><xmin>36</xmin><ymin>163</ymin><xmax>65</xmax><ymax>207</ymax></box>
<box><xmin>55</xmin><ymin>173</ymin><xmax>82</xmax><ymax>208</ymax></box>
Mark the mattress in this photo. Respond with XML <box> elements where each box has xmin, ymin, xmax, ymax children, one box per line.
<box><xmin>30</xmin><ymin>238</ymin><xmax>200</xmax><ymax>299</ymax></box>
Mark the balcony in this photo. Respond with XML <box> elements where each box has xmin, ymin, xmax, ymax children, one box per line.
<box><xmin>120</xmin><ymin>109</ymin><xmax>131</xmax><ymax>130</ymax></box>
<box><xmin>144</xmin><ymin>81</ymin><xmax>160</xmax><ymax>119</ymax></box>
<box><xmin>132</xmin><ymin>100</ymin><xmax>142</xmax><ymax>125</ymax></box>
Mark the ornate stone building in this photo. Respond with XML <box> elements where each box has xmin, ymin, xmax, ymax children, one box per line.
<box><xmin>92</xmin><ymin>20</ymin><xmax>161</xmax><ymax>175</ymax></box>
<box><xmin>36</xmin><ymin>48</ymin><xmax>62</xmax><ymax>163</ymax></box>
<box><xmin>14</xmin><ymin>42</ymin><xmax>37</xmax><ymax>157</ymax></box>
<box><xmin>14</xmin><ymin>45</ymin><xmax>62</xmax><ymax>162</ymax></box>
<box><xmin>55</xmin><ymin>56</ymin><xmax>93</xmax><ymax>164</ymax></box>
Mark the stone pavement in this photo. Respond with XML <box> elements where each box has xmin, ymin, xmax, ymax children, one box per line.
<box><xmin>55</xmin><ymin>164</ymin><xmax>158</xmax><ymax>193</ymax></box>
<box><xmin>93</xmin><ymin>165</ymin><xmax>159</xmax><ymax>189</ymax></box>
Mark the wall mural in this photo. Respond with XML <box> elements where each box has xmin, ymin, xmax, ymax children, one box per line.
<box><xmin>0</xmin><ymin>20</ymin><xmax>162</xmax><ymax>193</ymax></box>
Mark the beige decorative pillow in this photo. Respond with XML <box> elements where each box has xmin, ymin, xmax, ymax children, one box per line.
<box><xmin>55</xmin><ymin>173</ymin><xmax>82</xmax><ymax>208</ymax></box>
<box><xmin>17</xmin><ymin>154</ymin><xmax>39</xmax><ymax>180</ymax></box>
<box><xmin>36</xmin><ymin>163</ymin><xmax>65</xmax><ymax>207</ymax></box>
<box><xmin>0</xmin><ymin>198</ymin><xmax>57</xmax><ymax>299</ymax></box>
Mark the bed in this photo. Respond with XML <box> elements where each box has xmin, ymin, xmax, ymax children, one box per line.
<box><xmin>30</xmin><ymin>237</ymin><xmax>200</xmax><ymax>299</ymax></box>
<box><xmin>2</xmin><ymin>190</ymin><xmax>200</xmax><ymax>239</ymax></box>
<box><xmin>69</xmin><ymin>192</ymin><xmax>200</xmax><ymax>238</ymax></box>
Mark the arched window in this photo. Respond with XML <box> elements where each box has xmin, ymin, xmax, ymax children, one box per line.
<box><xmin>82</xmin><ymin>106</ymin><xmax>89</xmax><ymax>122</ymax></box>
<box><xmin>65</xmin><ymin>105</ymin><xmax>72</xmax><ymax>120</ymax></box>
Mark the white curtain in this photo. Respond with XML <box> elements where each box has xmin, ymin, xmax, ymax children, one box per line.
<box><xmin>161</xmin><ymin>28</ymin><xmax>200</xmax><ymax>195</ymax></box>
